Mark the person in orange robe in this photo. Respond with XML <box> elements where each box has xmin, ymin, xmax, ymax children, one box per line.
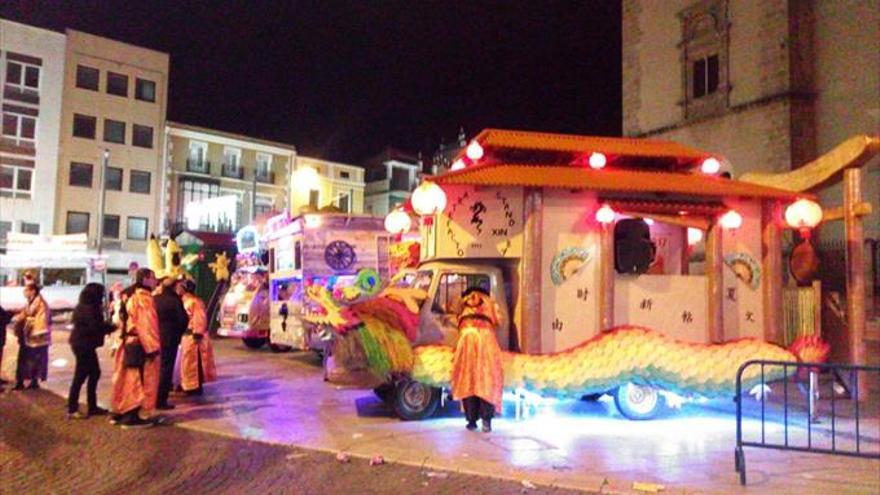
<box><xmin>177</xmin><ymin>279</ymin><xmax>216</xmax><ymax>394</ymax></box>
<box><xmin>451</xmin><ymin>286</ymin><xmax>504</xmax><ymax>432</ymax></box>
<box><xmin>110</xmin><ymin>268</ymin><xmax>161</xmax><ymax>428</ymax></box>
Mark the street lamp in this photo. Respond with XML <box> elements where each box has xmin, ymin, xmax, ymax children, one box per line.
<box><xmin>96</xmin><ymin>148</ymin><xmax>109</xmax><ymax>285</ymax></box>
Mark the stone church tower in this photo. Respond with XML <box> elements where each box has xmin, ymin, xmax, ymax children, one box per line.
<box><xmin>621</xmin><ymin>0</ymin><xmax>879</xmax><ymax>242</ymax></box>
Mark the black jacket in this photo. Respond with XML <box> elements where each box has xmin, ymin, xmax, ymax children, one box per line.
<box><xmin>69</xmin><ymin>304</ymin><xmax>115</xmax><ymax>350</ymax></box>
<box><xmin>153</xmin><ymin>289</ymin><xmax>189</xmax><ymax>346</ymax></box>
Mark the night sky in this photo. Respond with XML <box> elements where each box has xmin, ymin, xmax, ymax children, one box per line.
<box><xmin>1</xmin><ymin>1</ymin><xmax>621</xmax><ymax>163</ymax></box>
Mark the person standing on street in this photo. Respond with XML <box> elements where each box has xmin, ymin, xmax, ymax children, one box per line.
<box><xmin>67</xmin><ymin>283</ymin><xmax>116</xmax><ymax>419</ymax></box>
<box><xmin>11</xmin><ymin>282</ymin><xmax>51</xmax><ymax>391</ymax></box>
<box><xmin>111</xmin><ymin>268</ymin><xmax>161</xmax><ymax>428</ymax></box>
<box><xmin>451</xmin><ymin>286</ymin><xmax>504</xmax><ymax>433</ymax></box>
<box><xmin>0</xmin><ymin>304</ymin><xmax>11</xmax><ymax>392</ymax></box>
<box><xmin>177</xmin><ymin>280</ymin><xmax>216</xmax><ymax>395</ymax></box>
<box><xmin>153</xmin><ymin>277</ymin><xmax>189</xmax><ymax>410</ymax></box>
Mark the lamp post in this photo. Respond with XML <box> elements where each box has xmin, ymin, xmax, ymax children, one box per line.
<box><xmin>96</xmin><ymin>148</ymin><xmax>109</xmax><ymax>285</ymax></box>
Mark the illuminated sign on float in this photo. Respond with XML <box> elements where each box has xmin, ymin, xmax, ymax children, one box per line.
<box><xmin>236</xmin><ymin>225</ymin><xmax>261</xmax><ymax>254</ymax></box>
<box><xmin>184</xmin><ymin>195</ymin><xmax>240</xmax><ymax>231</ymax></box>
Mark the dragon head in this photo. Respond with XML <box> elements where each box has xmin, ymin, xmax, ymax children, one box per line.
<box><xmin>302</xmin><ymin>283</ymin><xmax>360</xmax><ymax>330</ymax></box>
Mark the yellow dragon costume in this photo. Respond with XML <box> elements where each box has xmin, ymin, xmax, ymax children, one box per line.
<box><xmin>303</xmin><ymin>282</ymin><xmax>828</xmax><ymax>414</ymax></box>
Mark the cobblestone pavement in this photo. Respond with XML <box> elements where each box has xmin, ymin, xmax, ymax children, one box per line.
<box><xmin>0</xmin><ymin>391</ymin><xmax>587</xmax><ymax>495</ymax></box>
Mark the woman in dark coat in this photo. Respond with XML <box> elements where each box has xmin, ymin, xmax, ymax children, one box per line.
<box><xmin>67</xmin><ymin>283</ymin><xmax>115</xmax><ymax>419</ymax></box>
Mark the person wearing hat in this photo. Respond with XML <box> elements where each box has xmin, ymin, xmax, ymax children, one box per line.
<box><xmin>451</xmin><ymin>286</ymin><xmax>504</xmax><ymax>432</ymax></box>
<box><xmin>111</xmin><ymin>268</ymin><xmax>161</xmax><ymax>428</ymax></box>
<box><xmin>11</xmin><ymin>281</ymin><xmax>51</xmax><ymax>390</ymax></box>
<box><xmin>176</xmin><ymin>279</ymin><xmax>216</xmax><ymax>394</ymax></box>
<box><xmin>152</xmin><ymin>275</ymin><xmax>189</xmax><ymax>410</ymax></box>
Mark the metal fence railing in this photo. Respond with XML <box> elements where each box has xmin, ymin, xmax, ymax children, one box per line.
<box><xmin>735</xmin><ymin>360</ymin><xmax>880</xmax><ymax>485</ymax></box>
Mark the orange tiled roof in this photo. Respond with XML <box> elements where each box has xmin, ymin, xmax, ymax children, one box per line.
<box><xmin>461</xmin><ymin>129</ymin><xmax>715</xmax><ymax>168</ymax></box>
<box><xmin>431</xmin><ymin>163</ymin><xmax>808</xmax><ymax>200</ymax></box>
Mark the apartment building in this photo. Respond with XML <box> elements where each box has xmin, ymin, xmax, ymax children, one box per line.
<box><xmin>363</xmin><ymin>147</ymin><xmax>421</xmax><ymax>216</ymax></box>
<box><xmin>162</xmin><ymin>122</ymin><xmax>292</xmax><ymax>234</ymax></box>
<box><xmin>0</xmin><ymin>19</ymin><xmax>66</xmax><ymax>244</ymax></box>
<box><xmin>53</xmin><ymin>29</ymin><xmax>169</xmax><ymax>268</ymax></box>
<box><xmin>291</xmin><ymin>156</ymin><xmax>365</xmax><ymax>215</ymax></box>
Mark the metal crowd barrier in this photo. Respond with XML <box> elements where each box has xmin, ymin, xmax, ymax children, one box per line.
<box><xmin>734</xmin><ymin>360</ymin><xmax>880</xmax><ymax>485</ymax></box>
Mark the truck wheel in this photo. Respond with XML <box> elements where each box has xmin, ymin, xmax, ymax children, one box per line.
<box><xmin>269</xmin><ymin>343</ymin><xmax>292</xmax><ymax>353</ymax></box>
<box><xmin>614</xmin><ymin>383</ymin><xmax>663</xmax><ymax>420</ymax></box>
<box><xmin>373</xmin><ymin>383</ymin><xmax>395</xmax><ymax>403</ymax></box>
<box><xmin>242</xmin><ymin>337</ymin><xmax>267</xmax><ymax>349</ymax></box>
<box><xmin>392</xmin><ymin>379</ymin><xmax>440</xmax><ymax>421</ymax></box>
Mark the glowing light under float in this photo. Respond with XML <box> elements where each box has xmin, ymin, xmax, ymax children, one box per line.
<box><xmin>412</xmin><ymin>182</ymin><xmax>447</xmax><ymax>216</ymax></box>
<box><xmin>719</xmin><ymin>210</ymin><xmax>742</xmax><ymax>230</ymax></box>
<box><xmin>384</xmin><ymin>208</ymin><xmax>412</xmax><ymax>234</ymax></box>
<box><xmin>595</xmin><ymin>204</ymin><xmax>616</xmax><ymax>224</ymax></box>
<box><xmin>465</xmin><ymin>140</ymin><xmax>484</xmax><ymax>160</ymax></box>
<box><xmin>588</xmin><ymin>152</ymin><xmax>607</xmax><ymax>169</ymax></box>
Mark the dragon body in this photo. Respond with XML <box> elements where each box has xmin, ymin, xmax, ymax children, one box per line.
<box><xmin>304</xmin><ymin>284</ymin><xmax>826</xmax><ymax>400</ymax></box>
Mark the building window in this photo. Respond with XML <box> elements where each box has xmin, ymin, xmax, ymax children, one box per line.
<box><xmin>336</xmin><ymin>192</ymin><xmax>351</xmax><ymax>213</ymax></box>
<box><xmin>106</xmin><ymin>72</ymin><xmax>128</xmax><ymax>97</ymax></box>
<box><xmin>5</xmin><ymin>61</ymin><xmax>40</xmax><ymax>90</ymax></box>
<box><xmin>66</xmin><ymin>211</ymin><xmax>90</xmax><ymax>235</ymax></box>
<box><xmin>340</xmin><ymin>170</ymin><xmax>350</xmax><ymax>179</ymax></box>
<box><xmin>309</xmin><ymin>189</ymin><xmax>320</xmax><ymax>208</ymax></box>
<box><xmin>129</xmin><ymin>170</ymin><xmax>151</xmax><ymax>194</ymax></box>
<box><xmin>102</xmin><ymin>214</ymin><xmax>120</xmax><ymax>239</ymax></box>
<box><xmin>255</xmin><ymin>202</ymin><xmax>273</xmax><ymax>217</ymax></box>
<box><xmin>679</xmin><ymin>0</ymin><xmax>729</xmax><ymax>120</ymax></box>
<box><xmin>693</xmin><ymin>54</ymin><xmax>720</xmax><ymax>99</ymax></box>
<box><xmin>75</xmin><ymin>65</ymin><xmax>99</xmax><ymax>91</ymax></box>
<box><xmin>73</xmin><ymin>114</ymin><xmax>97</xmax><ymax>139</ymax></box>
<box><xmin>222</xmin><ymin>147</ymin><xmax>242</xmax><ymax>178</ymax></box>
<box><xmin>69</xmin><ymin>162</ymin><xmax>94</xmax><ymax>187</ymax></box>
<box><xmin>0</xmin><ymin>165</ymin><xmax>33</xmax><ymax>199</ymax></box>
<box><xmin>126</xmin><ymin>217</ymin><xmax>148</xmax><ymax>240</ymax></box>
<box><xmin>0</xmin><ymin>221</ymin><xmax>11</xmax><ymax>243</ymax></box>
<box><xmin>104</xmin><ymin>119</ymin><xmax>126</xmax><ymax>144</ymax></box>
<box><xmin>135</xmin><ymin>78</ymin><xmax>156</xmax><ymax>102</ymax></box>
<box><xmin>177</xmin><ymin>179</ymin><xmax>220</xmax><ymax>223</ymax></box>
<box><xmin>20</xmin><ymin>222</ymin><xmax>40</xmax><ymax>234</ymax></box>
<box><xmin>255</xmin><ymin>153</ymin><xmax>272</xmax><ymax>181</ymax></box>
<box><xmin>132</xmin><ymin>124</ymin><xmax>153</xmax><ymax>148</ymax></box>
<box><xmin>187</xmin><ymin>141</ymin><xmax>209</xmax><ymax>173</ymax></box>
<box><xmin>105</xmin><ymin>166</ymin><xmax>123</xmax><ymax>191</ymax></box>
<box><xmin>2</xmin><ymin>111</ymin><xmax>36</xmax><ymax>147</ymax></box>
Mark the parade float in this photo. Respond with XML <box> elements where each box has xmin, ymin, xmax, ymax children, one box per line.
<box><xmin>264</xmin><ymin>211</ymin><xmax>393</xmax><ymax>352</ymax></box>
<box><xmin>215</xmin><ymin>225</ymin><xmax>272</xmax><ymax>348</ymax></box>
<box><xmin>303</xmin><ymin>128</ymin><xmax>832</xmax><ymax>420</ymax></box>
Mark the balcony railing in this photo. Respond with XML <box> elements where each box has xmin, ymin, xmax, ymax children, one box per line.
<box><xmin>186</xmin><ymin>159</ymin><xmax>211</xmax><ymax>174</ymax></box>
<box><xmin>221</xmin><ymin>163</ymin><xmax>244</xmax><ymax>179</ymax></box>
<box><xmin>390</xmin><ymin>176</ymin><xmax>414</xmax><ymax>192</ymax></box>
<box><xmin>255</xmin><ymin>171</ymin><xmax>275</xmax><ymax>184</ymax></box>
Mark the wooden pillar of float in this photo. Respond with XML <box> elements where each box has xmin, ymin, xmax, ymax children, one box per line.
<box><xmin>762</xmin><ymin>201</ymin><xmax>784</xmax><ymax>344</ymax></box>
<box><xmin>706</xmin><ymin>223</ymin><xmax>724</xmax><ymax>343</ymax></box>
<box><xmin>680</xmin><ymin>226</ymin><xmax>690</xmax><ymax>275</ymax></box>
<box><xmin>843</xmin><ymin>168</ymin><xmax>868</xmax><ymax>399</ymax></box>
<box><xmin>599</xmin><ymin>222</ymin><xmax>615</xmax><ymax>331</ymax></box>
<box><xmin>521</xmin><ymin>187</ymin><xmax>543</xmax><ymax>354</ymax></box>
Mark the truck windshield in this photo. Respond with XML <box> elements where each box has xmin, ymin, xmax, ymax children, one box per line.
<box><xmin>414</xmin><ymin>270</ymin><xmax>433</xmax><ymax>292</ymax></box>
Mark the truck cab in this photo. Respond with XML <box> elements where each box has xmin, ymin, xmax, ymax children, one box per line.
<box><xmin>408</xmin><ymin>260</ymin><xmax>511</xmax><ymax>351</ymax></box>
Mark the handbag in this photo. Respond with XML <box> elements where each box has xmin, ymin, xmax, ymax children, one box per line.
<box><xmin>24</xmin><ymin>318</ymin><xmax>50</xmax><ymax>348</ymax></box>
<box><xmin>123</xmin><ymin>340</ymin><xmax>146</xmax><ymax>368</ymax></box>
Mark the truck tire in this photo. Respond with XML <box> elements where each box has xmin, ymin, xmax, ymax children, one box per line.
<box><xmin>614</xmin><ymin>383</ymin><xmax>664</xmax><ymax>420</ymax></box>
<box><xmin>373</xmin><ymin>383</ymin><xmax>395</xmax><ymax>403</ymax></box>
<box><xmin>392</xmin><ymin>379</ymin><xmax>440</xmax><ymax>421</ymax></box>
<box><xmin>242</xmin><ymin>337</ymin><xmax>267</xmax><ymax>349</ymax></box>
<box><xmin>269</xmin><ymin>343</ymin><xmax>292</xmax><ymax>353</ymax></box>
